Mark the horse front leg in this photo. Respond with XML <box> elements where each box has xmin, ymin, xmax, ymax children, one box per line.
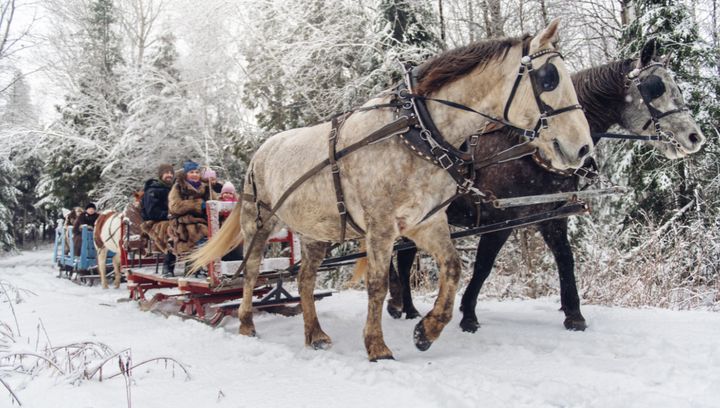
<box><xmin>405</xmin><ymin>216</ymin><xmax>461</xmax><ymax>351</ymax></box>
<box><xmin>96</xmin><ymin>247</ymin><xmax>109</xmax><ymax>289</ymax></box>
<box><xmin>364</xmin><ymin>222</ymin><xmax>397</xmax><ymax>361</ymax></box>
<box><xmin>539</xmin><ymin>219</ymin><xmax>586</xmax><ymax>331</ymax></box>
<box><xmin>298</xmin><ymin>238</ymin><xmax>331</xmax><ymax>349</ymax></box>
<box><xmin>386</xmin><ymin>245</ymin><xmax>420</xmax><ymax>319</ymax></box>
<box><xmin>397</xmin><ymin>245</ymin><xmax>420</xmax><ymax>319</ymax></box>
<box><xmin>459</xmin><ymin>229</ymin><xmax>512</xmax><ymax>333</ymax></box>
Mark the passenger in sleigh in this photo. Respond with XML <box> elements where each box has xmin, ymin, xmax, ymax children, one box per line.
<box><xmin>167</xmin><ymin>160</ymin><xmax>217</xmax><ymax>273</ymax></box>
<box><xmin>140</xmin><ymin>163</ymin><xmax>176</xmax><ymax>275</ymax></box>
<box><xmin>73</xmin><ymin>203</ymin><xmax>98</xmax><ymax>256</ymax></box>
<box><xmin>218</xmin><ymin>182</ymin><xmax>243</xmax><ymax>262</ymax></box>
<box><xmin>63</xmin><ymin>207</ymin><xmax>82</xmax><ymax>255</ymax></box>
<box><xmin>201</xmin><ymin>167</ymin><xmax>224</xmax><ymax>195</ymax></box>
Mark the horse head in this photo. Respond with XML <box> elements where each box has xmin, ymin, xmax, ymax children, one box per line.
<box><xmin>502</xmin><ymin>18</ymin><xmax>593</xmax><ymax>170</ymax></box>
<box><xmin>124</xmin><ymin>191</ymin><xmax>145</xmax><ymax>234</ymax></box>
<box><xmin>622</xmin><ymin>39</ymin><xmax>705</xmax><ymax>159</ymax></box>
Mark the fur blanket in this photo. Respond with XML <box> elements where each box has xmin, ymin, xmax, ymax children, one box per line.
<box><xmin>167</xmin><ymin>171</ymin><xmax>216</xmax><ymax>255</ymax></box>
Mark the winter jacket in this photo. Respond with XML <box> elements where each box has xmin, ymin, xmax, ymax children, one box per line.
<box><xmin>141</xmin><ymin>179</ymin><xmax>172</xmax><ymax>221</ymax></box>
<box><xmin>72</xmin><ymin>211</ymin><xmax>99</xmax><ymax>256</ymax></box>
<box><xmin>167</xmin><ymin>171</ymin><xmax>217</xmax><ymax>254</ymax></box>
<box><xmin>73</xmin><ymin>211</ymin><xmax>99</xmax><ymax>236</ymax></box>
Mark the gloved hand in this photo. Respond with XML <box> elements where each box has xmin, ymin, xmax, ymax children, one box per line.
<box><xmin>201</xmin><ymin>201</ymin><xmax>206</xmax><ymax>211</ymax></box>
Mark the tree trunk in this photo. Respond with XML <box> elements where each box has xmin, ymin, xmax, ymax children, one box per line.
<box><xmin>620</xmin><ymin>0</ymin><xmax>632</xmax><ymax>27</ymax></box>
<box><xmin>714</xmin><ymin>0</ymin><xmax>720</xmax><ymax>76</ymax></box>
<box><xmin>438</xmin><ymin>0</ymin><xmax>446</xmax><ymax>47</ymax></box>
<box><xmin>538</xmin><ymin>0</ymin><xmax>549</xmax><ymax>26</ymax></box>
<box><xmin>482</xmin><ymin>0</ymin><xmax>505</xmax><ymax>37</ymax></box>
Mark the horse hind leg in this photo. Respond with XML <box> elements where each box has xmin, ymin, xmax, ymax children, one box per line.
<box><xmin>298</xmin><ymin>238</ymin><xmax>332</xmax><ymax>349</ymax></box>
<box><xmin>112</xmin><ymin>253</ymin><xmax>122</xmax><ymax>289</ymax></box>
<box><xmin>237</xmin><ymin>212</ymin><xmax>275</xmax><ymax>337</ymax></box>
<box><xmin>404</xmin><ymin>216</ymin><xmax>462</xmax><ymax>351</ymax></box>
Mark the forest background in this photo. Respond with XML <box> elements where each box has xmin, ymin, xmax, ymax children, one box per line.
<box><xmin>0</xmin><ymin>0</ymin><xmax>718</xmax><ymax>309</ymax></box>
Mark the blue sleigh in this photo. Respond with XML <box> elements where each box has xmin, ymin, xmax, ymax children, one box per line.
<box><xmin>52</xmin><ymin>222</ymin><xmax>114</xmax><ymax>282</ymax></box>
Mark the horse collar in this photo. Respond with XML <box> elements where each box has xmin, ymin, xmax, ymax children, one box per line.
<box><xmin>395</xmin><ymin>71</ymin><xmax>479</xmax><ymax>196</ymax></box>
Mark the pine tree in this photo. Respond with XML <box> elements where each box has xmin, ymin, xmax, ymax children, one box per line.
<box><xmin>0</xmin><ymin>157</ymin><xmax>19</xmax><ymax>251</ymax></box>
<box><xmin>42</xmin><ymin>0</ymin><xmax>126</xmax><ymax>208</ymax></box>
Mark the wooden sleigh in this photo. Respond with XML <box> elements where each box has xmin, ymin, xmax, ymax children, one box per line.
<box><xmin>124</xmin><ymin>200</ymin><xmax>331</xmax><ymax>326</ymax></box>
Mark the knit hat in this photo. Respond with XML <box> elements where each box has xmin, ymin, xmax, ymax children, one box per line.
<box><xmin>202</xmin><ymin>168</ymin><xmax>217</xmax><ymax>180</ymax></box>
<box><xmin>183</xmin><ymin>160</ymin><xmax>199</xmax><ymax>173</ymax></box>
<box><xmin>221</xmin><ymin>182</ymin><xmax>236</xmax><ymax>195</ymax></box>
<box><xmin>157</xmin><ymin>163</ymin><xmax>174</xmax><ymax>178</ymax></box>
<box><xmin>85</xmin><ymin>203</ymin><xmax>97</xmax><ymax>210</ymax></box>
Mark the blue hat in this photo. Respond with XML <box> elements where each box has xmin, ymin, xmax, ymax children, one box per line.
<box><xmin>183</xmin><ymin>160</ymin><xmax>199</xmax><ymax>173</ymax></box>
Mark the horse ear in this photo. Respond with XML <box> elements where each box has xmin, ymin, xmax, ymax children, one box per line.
<box><xmin>537</xmin><ymin>17</ymin><xmax>561</xmax><ymax>46</ymax></box>
<box><xmin>640</xmin><ymin>38</ymin><xmax>659</xmax><ymax>66</ymax></box>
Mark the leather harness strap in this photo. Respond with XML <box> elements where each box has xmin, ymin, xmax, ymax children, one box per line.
<box><xmin>228</xmin><ymin>116</ymin><xmax>414</xmax><ymax>280</ymax></box>
<box><xmin>328</xmin><ymin>114</ymin><xmax>365</xmax><ymax>242</ymax></box>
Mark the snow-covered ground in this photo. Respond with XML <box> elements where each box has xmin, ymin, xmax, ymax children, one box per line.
<box><xmin>1</xmin><ymin>250</ymin><xmax>719</xmax><ymax>408</ymax></box>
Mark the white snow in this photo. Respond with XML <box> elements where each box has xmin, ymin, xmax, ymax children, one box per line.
<box><xmin>2</xmin><ymin>250</ymin><xmax>719</xmax><ymax>408</ymax></box>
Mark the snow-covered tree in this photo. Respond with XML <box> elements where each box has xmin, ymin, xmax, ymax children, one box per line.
<box><xmin>0</xmin><ymin>157</ymin><xmax>19</xmax><ymax>251</ymax></box>
<box><xmin>40</xmin><ymin>0</ymin><xmax>126</xmax><ymax>208</ymax></box>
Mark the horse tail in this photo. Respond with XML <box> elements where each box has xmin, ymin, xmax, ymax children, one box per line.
<box><xmin>187</xmin><ymin>204</ymin><xmax>244</xmax><ymax>272</ymax></box>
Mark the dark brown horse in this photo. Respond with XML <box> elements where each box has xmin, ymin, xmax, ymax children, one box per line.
<box><xmin>385</xmin><ymin>39</ymin><xmax>706</xmax><ymax>331</ymax></box>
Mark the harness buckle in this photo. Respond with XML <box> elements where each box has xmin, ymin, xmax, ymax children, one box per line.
<box><xmin>331</xmin><ymin>163</ymin><xmax>340</xmax><ymax>174</ymax></box>
<box><xmin>573</xmin><ymin>167</ymin><xmax>591</xmax><ymax>178</ymax></box>
<box><xmin>468</xmin><ymin>134</ymin><xmax>480</xmax><ymax>147</ymax></box>
<box><xmin>438</xmin><ymin>154</ymin><xmax>454</xmax><ymax>170</ymax></box>
<box><xmin>522</xmin><ymin>129</ymin><xmax>537</xmax><ymax>140</ymax></box>
<box><xmin>458</xmin><ymin>179</ymin><xmax>475</xmax><ymax>194</ymax></box>
<box><xmin>336</xmin><ymin>201</ymin><xmax>348</xmax><ymax>215</ymax></box>
<box><xmin>539</xmin><ymin>115</ymin><xmax>549</xmax><ymax>129</ymax></box>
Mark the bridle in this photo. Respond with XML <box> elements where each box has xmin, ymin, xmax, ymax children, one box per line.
<box><xmin>627</xmin><ymin>62</ymin><xmax>688</xmax><ymax>149</ymax></box>
<box><xmin>503</xmin><ymin>47</ymin><xmax>583</xmax><ymax>140</ymax></box>
<box><xmin>394</xmin><ymin>43</ymin><xmax>586</xmax><ymax>222</ymax></box>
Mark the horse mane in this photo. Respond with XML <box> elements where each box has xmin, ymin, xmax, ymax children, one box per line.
<box><xmin>572</xmin><ymin>59</ymin><xmax>634</xmax><ymax>133</ymax></box>
<box><xmin>415</xmin><ymin>34</ymin><xmax>532</xmax><ymax>96</ymax></box>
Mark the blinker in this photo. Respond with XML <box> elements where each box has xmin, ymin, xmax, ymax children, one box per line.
<box><xmin>531</xmin><ymin>62</ymin><xmax>559</xmax><ymax>93</ymax></box>
<box><xmin>638</xmin><ymin>75</ymin><xmax>666</xmax><ymax>101</ymax></box>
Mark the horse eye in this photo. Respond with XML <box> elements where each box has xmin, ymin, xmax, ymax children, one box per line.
<box><xmin>638</xmin><ymin>75</ymin><xmax>666</xmax><ymax>100</ymax></box>
<box><xmin>535</xmin><ymin>63</ymin><xmax>559</xmax><ymax>92</ymax></box>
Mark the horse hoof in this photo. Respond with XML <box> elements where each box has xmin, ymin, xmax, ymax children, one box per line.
<box><xmin>311</xmin><ymin>339</ymin><xmax>332</xmax><ymax>350</ymax></box>
<box><xmin>239</xmin><ymin>326</ymin><xmax>257</xmax><ymax>337</ymax></box>
<box><xmin>563</xmin><ymin>317</ymin><xmax>587</xmax><ymax>331</ymax></box>
<box><xmin>386</xmin><ymin>303</ymin><xmax>403</xmax><ymax>319</ymax></box>
<box><xmin>102</xmin><ymin>285</ymin><xmax>109</xmax><ymax>290</ymax></box>
<box><xmin>413</xmin><ymin>322</ymin><xmax>433</xmax><ymax>351</ymax></box>
<box><xmin>405</xmin><ymin>309</ymin><xmax>421</xmax><ymax>320</ymax></box>
<box><xmin>459</xmin><ymin>318</ymin><xmax>480</xmax><ymax>333</ymax></box>
<box><xmin>369</xmin><ymin>354</ymin><xmax>395</xmax><ymax>362</ymax></box>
